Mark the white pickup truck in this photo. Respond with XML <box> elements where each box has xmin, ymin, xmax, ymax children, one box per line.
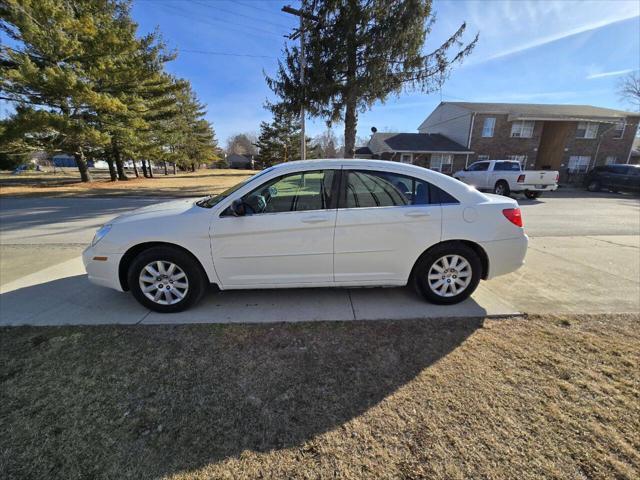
<box><xmin>453</xmin><ymin>160</ymin><xmax>559</xmax><ymax>199</ymax></box>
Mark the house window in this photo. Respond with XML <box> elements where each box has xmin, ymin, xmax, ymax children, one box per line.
<box><xmin>400</xmin><ymin>153</ymin><xmax>413</xmax><ymax>164</ymax></box>
<box><xmin>568</xmin><ymin>156</ymin><xmax>591</xmax><ymax>173</ymax></box>
<box><xmin>430</xmin><ymin>154</ymin><xmax>453</xmax><ymax>174</ymax></box>
<box><xmin>506</xmin><ymin>155</ymin><xmax>527</xmax><ymax>167</ymax></box>
<box><xmin>576</xmin><ymin>122</ymin><xmax>598</xmax><ymax>139</ymax></box>
<box><xmin>477</xmin><ymin>154</ymin><xmax>490</xmax><ymax>161</ymax></box>
<box><xmin>510</xmin><ymin>120</ymin><xmax>535</xmax><ymax>138</ymax></box>
<box><xmin>482</xmin><ymin>117</ymin><xmax>496</xmax><ymax>137</ymax></box>
<box><xmin>613</xmin><ymin>121</ymin><xmax>625</xmax><ymax>139</ymax></box>
<box><xmin>605</xmin><ymin>156</ymin><xmax>618</xmax><ymax>165</ymax></box>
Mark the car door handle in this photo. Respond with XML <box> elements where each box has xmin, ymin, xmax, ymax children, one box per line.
<box><xmin>404</xmin><ymin>211</ymin><xmax>431</xmax><ymax>218</ymax></box>
<box><xmin>301</xmin><ymin>215</ymin><xmax>330</xmax><ymax>224</ymax></box>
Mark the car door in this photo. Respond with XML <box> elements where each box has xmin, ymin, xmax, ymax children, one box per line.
<box><xmin>333</xmin><ymin>168</ymin><xmax>442</xmax><ymax>285</ymax></box>
<box><xmin>627</xmin><ymin>166</ymin><xmax>640</xmax><ymax>192</ymax></box>
<box><xmin>612</xmin><ymin>165</ymin><xmax>630</xmax><ymax>191</ymax></box>
<box><xmin>461</xmin><ymin>161</ymin><xmax>490</xmax><ymax>188</ymax></box>
<box><xmin>211</xmin><ymin>168</ymin><xmax>339</xmax><ymax>287</ymax></box>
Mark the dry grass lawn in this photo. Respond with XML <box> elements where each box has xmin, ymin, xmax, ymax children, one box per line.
<box><xmin>1</xmin><ymin>314</ymin><xmax>639</xmax><ymax>479</ymax></box>
<box><xmin>0</xmin><ymin>168</ymin><xmax>253</xmax><ymax>198</ymax></box>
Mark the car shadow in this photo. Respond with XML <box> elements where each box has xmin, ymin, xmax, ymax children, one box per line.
<box><xmin>1</xmin><ymin>272</ymin><xmax>495</xmax><ymax>326</ymax></box>
<box><xmin>1</xmin><ymin>308</ymin><xmax>483</xmax><ymax>478</ymax></box>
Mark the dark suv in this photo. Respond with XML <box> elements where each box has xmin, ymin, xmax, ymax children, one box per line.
<box><xmin>584</xmin><ymin>164</ymin><xmax>640</xmax><ymax>193</ymax></box>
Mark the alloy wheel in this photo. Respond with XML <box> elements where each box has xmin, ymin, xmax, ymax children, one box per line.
<box><xmin>427</xmin><ymin>255</ymin><xmax>472</xmax><ymax>297</ymax></box>
<box><xmin>139</xmin><ymin>260</ymin><xmax>189</xmax><ymax>305</ymax></box>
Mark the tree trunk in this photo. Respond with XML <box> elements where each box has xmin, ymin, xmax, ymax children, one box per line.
<box><xmin>343</xmin><ymin>23</ymin><xmax>358</xmax><ymax>159</ymax></box>
<box><xmin>163</xmin><ymin>161</ymin><xmax>168</xmax><ymax>175</ymax></box>
<box><xmin>106</xmin><ymin>158</ymin><xmax>118</xmax><ymax>181</ymax></box>
<box><xmin>74</xmin><ymin>148</ymin><xmax>93</xmax><ymax>182</ymax></box>
<box><xmin>191</xmin><ymin>163</ymin><xmax>196</xmax><ymax>172</ymax></box>
<box><xmin>343</xmin><ymin>92</ymin><xmax>358</xmax><ymax>159</ymax></box>
<box><xmin>173</xmin><ymin>162</ymin><xmax>177</xmax><ymax>175</ymax></box>
<box><xmin>148</xmin><ymin>160</ymin><xmax>154</xmax><ymax>178</ymax></box>
<box><xmin>112</xmin><ymin>140</ymin><xmax>128</xmax><ymax>180</ymax></box>
<box><xmin>141</xmin><ymin>159</ymin><xmax>148</xmax><ymax>178</ymax></box>
<box><xmin>132</xmin><ymin>160</ymin><xmax>139</xmax><ymax>178</ymax></box>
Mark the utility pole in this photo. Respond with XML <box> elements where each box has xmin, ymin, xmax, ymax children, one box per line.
<box><xmin>282</xmin><ymin>5</ymin><xmax>317</xmax><ymax>161</ymax></box>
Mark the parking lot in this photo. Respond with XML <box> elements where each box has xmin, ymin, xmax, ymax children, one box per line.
<box><xmin>1</xmin><ymin>190</ymin><xmax>638</xmax><ymax>325</ymax></box>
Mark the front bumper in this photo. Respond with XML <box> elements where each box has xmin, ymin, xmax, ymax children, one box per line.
<box><xmin>480</xmin><ymin>235</ymin><xmax>528</xmax><ymax>279</ymax></box>
<box><xmin>82</xmin><ymin>246</ymin><xmax>124</xmax><ymax>292</ymax></box>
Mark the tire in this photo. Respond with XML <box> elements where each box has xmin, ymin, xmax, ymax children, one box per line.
<box><xmin>494</xmin><ymin>180</ymin><xmax>510</xmax><ymax>197</ymax></box>
<box><xmin>128</xmin><ymin>246</ymin><xmax>207</xmax><ymax>313</ymax></box>
<box><xmin>525</xmin><ymin>191</ymin><xmax>542</xmax><ymax>199</ymax></box>
<box><xmin>586</xmin><ymin>180</ymin><xmax>601</xmax><ymax>192</ymax></box>
<box><xmin>413</xmin><ymin>243</ymin><xmax>482</xmax><ymax>305</ymax></box>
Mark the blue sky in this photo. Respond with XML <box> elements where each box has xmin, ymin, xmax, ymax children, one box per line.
<box><xmin>3</xmin><ymin>1</ymin><xmax>640</xmax><ymax>146</ymax></box>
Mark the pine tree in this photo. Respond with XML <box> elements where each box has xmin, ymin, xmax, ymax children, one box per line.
<box><xmin>0</xmin><ymin>0</ymin><xmax>141</xmax><ymax>181</ymax></box>
<box><xmin>254</xmin><ymin>111</ymin><xmax>313</xmax><ymax>167</ymax></box>
<box><xmin>266</xmin><ymin>0</ymin><xmax>477</xmax><ymax>157</ymax></box>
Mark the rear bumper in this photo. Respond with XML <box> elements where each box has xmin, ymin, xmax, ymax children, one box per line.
<box><xmin>514</xmin><ymin>184</ymin><xmax>558</xmax><ymax>192</ymax></box>
<box><xmin>480</xmin><ymin>235</ymin><xmax>528</xmax><ymax>279</ymax></box>
<box><xmin>82</xmin><ymin>246</ymin><xmax>124</xmax><ymax>292</ymax></box>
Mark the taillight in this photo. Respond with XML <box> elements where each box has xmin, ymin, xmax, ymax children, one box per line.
<box><xmin>502</xmin><ymin>208</ymin><xmax>523</xmax><ymax>227</ymax></box>
<box><xmin>517</xmin><ymin>174</ymin><xmax>525</xmax><ymax>183</ymax></box>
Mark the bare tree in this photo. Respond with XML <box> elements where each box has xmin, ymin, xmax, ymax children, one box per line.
<box><xmin>313</xmin><ymin>128</ymin><xmax>340</xmax><ymax>158</ymax></box>
<box><xmin>226</xmin><ymin>133</ymin><xmax>258</xmax><ymax>157</ymax></box>
<box><xmin>618</xmin><ymin>72</ymin><xmax>640</xmax><ymax>110</ymax></box>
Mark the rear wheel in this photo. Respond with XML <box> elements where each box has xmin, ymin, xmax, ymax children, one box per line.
<box><xmin>128</xmin><ymin>246</ymin><xmax>207</xmax><ymax>313</ymax></box>
<box><xmin>586</xmin><ymin>180</ymin><xmax>601</xmax><ymax>192</ymax></box>
<box><xmin>413</xmin><ymin>243</ymin><xmax>482</xmax><ymax>305</ymax></box>
<box><xmin>494</xmin><ymin>180</ymin><xmax>510</xmax><ymax>197</ymax></box>
<box><xmin>525</xmin><ymin>191</ymin><xmax>542</xmax><ymax>199</ymax></box>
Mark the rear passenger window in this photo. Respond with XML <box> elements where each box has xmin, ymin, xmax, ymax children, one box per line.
<box><xmin>494</xmin><ymin>162</ymin><xmax>520</xmax><ymax>171</ymax></box>
<box><xmin>342</xmin><ymin>170</ymin><xmax>458</xmax><ymax>208</ymax></box>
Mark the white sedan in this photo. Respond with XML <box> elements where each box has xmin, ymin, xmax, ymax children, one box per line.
<box><xmin>83</xmin><ymin>159</ymin><xmax>528</xmax><ymax>313</ymax></box>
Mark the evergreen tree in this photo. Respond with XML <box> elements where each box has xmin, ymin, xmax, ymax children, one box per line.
<box><xmin>254</xmin><ymin>111</ymin><xmax>313</xmax><ymax>167</ymax></box>
<box><xmin>0</xmin><ymin>0</ymin><xmax>140</xmax><ymax>181</ymax></box>
<box><xmin>266</xmin><ymin>0</ymin><xmax>477</xmax><ymax>157</ymax></box>
<box><xmin>1</xmin><ymin>1</ymin><xmax>220</xmax><ymax>180</ymax></box>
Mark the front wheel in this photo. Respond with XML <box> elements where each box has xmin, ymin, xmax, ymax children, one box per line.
<box><xmin>413</xmin><ymin>243</ymin><xmax>482</xmax><ymax>305</ymax></box>
<box><xmin>525</xmin><ymin>191</ymin><xmax>542</xmax><ymax>199</ymax></box>
<box><xmin>494</xmin><ymin>180</ymin><xmax>510</xmax><ymax>197</ymax></box>
<box><xmin>128</xmin><ymin>246</ymin><xmax>207</xmax><ymax>313</ymax></box>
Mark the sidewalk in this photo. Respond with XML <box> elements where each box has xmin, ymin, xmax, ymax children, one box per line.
<box><xmin>1</xmin><ymin>236</ymin><xmax>637</xmax><ymax>326</ymax></box>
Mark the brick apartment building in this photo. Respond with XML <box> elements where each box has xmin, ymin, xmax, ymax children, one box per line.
<box><xmin>357</xmin><ymin>102</ymin><xmax>639</xmax><ymax>183</ymax></box>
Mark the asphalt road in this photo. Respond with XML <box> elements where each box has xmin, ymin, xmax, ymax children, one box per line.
<box><xmin>1</xmin><ymin>190</ymin><xmax>638</xmax><ymax>324</ymax></box>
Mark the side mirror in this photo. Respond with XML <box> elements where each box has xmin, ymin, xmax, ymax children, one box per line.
<box><xmin>230</xmin><ymin>198</ymin><xmax>246</xmax><ymax>217</ymax></box>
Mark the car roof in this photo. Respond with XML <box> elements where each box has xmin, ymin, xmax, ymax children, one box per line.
<box><xmin>265</xmin><ymin>159</ymin><xmax>487</xmax><ymax>203</ymax></box>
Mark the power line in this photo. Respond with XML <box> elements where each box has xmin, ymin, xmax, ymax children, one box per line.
<box><xmin>192</xmin><ymin>0</ymin><xmax>292</xmax><ymax>29</ymax></box>
<box><xmin>180</xmin><ymin>48</ymin><xmax>275</xmax><ymax>58</ymax></box>
<box><xmin>156</xmin><ymin>2</ymin><xmax>283</xmax><ymax>38</ymax></box>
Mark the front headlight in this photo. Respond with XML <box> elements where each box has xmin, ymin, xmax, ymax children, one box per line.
<box><xmin>91</xmin><ymin>224</ymin><xmax>112</xmax><ymax>247</ymax></box>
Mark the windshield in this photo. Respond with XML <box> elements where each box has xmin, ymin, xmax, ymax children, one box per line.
<box><xmin>195</xmin><ymin>167</ymin><xmax>276</xmax><ymax>208</ymax></box>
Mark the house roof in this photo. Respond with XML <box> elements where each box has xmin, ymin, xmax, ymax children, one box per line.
<box><xmin>226</xmin><ymin>153</ymin><xmax>253</xmax><ymax>163</ymax></box>
<box><xmin>369</xmin><ymin>132</ymin><xmax>472</xmax><ymax>154</ymax></box>
<box><xmin>354</xmin><ymin>146</ymin><xmax>372</xmax><ymax>155</ymax></box>
<box><xmin>443</xmin><ymin>102</ymin><xmax>638</xmax><ymax>121</ymax></box>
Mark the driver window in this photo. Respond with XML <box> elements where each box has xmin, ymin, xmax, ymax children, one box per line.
<box><xmin>241</xmin><ymin>170</ymin><xmax>335</xmax><ymax>215</ymax></box>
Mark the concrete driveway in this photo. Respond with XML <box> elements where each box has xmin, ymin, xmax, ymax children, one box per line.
<box><xmin>1</xmin><ymin>190</ymin><xmax>638</xmax><ymax>325</ymax></box>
